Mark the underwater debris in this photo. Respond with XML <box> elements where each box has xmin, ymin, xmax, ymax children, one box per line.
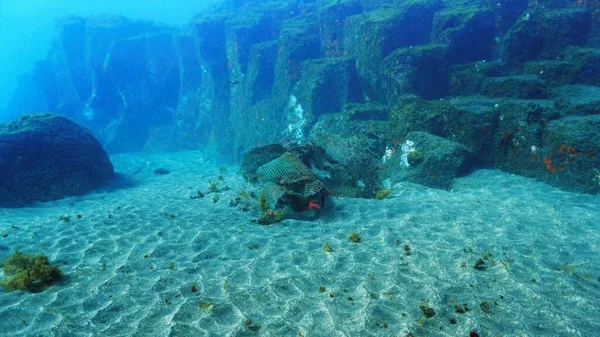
<box><xmin>307</xmin><ymin>199</ymin><xmax>321</xmax><ymax>210</ymax></box>
<box><xmin>153</xmin><ymin>168</ymin><xmax>170</xmax><ymax>175</ymax></box>
<box><xmin>473</xmin><ymin>258</ymin><xmax>486</xmax><ymax>269</ymax></box>
<box><xmin>0</xmin><ymin>250</ymin><xmax>63</xmax><ymax>292</ymax></box>
<box><xmin>403</xmin><ymin>244</ymin><xmax>412</xmax><ymax>256</ymax></box>
<box><xmin>241</xmin><ymin>143</ymin><xmax>333</xmax><ymax>221</ymax></box>
<box><xmin>58</xmin><ymin>215</ymin><xmax>71</xmax><ymax>223</ymax></box>
<box><xmin>449</xmin><ymin>318</ymin><xmax>457</xmax><ymax>324</ymax></box>
<box><xmin>349</xmin><ymin>232</ymin><xmax>361</xmax><ymax>243</ymax></box>
<box><xmin>238</xmin><ymin>190</ymin><xmax>252</xmax><ymax>201</ymax></box>
<box><xmin>256</xmin><ymin>209</ymin><xmax>286</xmax><ymax>225</ymax></box>
<box><xmin>469</xmin><ymin>330</ymin><xmax>480</xmax><ymax>337</ymax></box>
<box><xmin>474</xmin><ymin>250</ymin><xmax>494</xmax><ymax>269</ymax></box>
<box><xmin>258</xmin><ymin>191</ymin><xmax>270</xmax><ymax>213</ymax></box>
<box><xmin>450</xmin><ymin>298</ymin><xmax>470</xmax><ymax>313</ymax></box>
<box><xmin>231</xmin><ymin>190</ymin><xmax>253</xmax><ymax>208</ymax></box>
<box><xmin>163</xmin><ymin>212</ymin><xmax>176</xmax><ymax>219</ymax></box>
<box><xmin>480</xmin><ymin>301</ymin><xmax>493</xmax><ymax>313</ymax></box>
<box><xmin>318</xmin><ymin>286</ymin><xmax>326</xmax><ymax>293</ymax></box>
<box><xmin>191</xmin><ymin>280</ymin><xmax>198</xmax><ymax>293</ymax></box>
<box><xmin>168</xmin><ymin>262</ymin><xmax>175</xmax><ymax>270</ymax></box>
<box><xmin>375</xmin><ymin>189</ymin><xmax>392</xmax><ymax>200</ymax></box>
<box><xmin>199</xmin><ymin>301</ymin><xmax>214</xmax><ymax>309</ymax></box>
<box><xmin>244</xmin><ymin>317</ymin><xmax>261</xmax><ymax>332</ymax></box>
<box><xmin>419</xmin><ymin>299</ymin><xmax>436</xmax><ymax>318</ymax></box>
<box><xmin>212</xmin><ymin>194</ymin><xmax>220</xmax><ymax>203</ymax></box>
<box><xmin>255</xmin><ymin>190</ymin><xmax>286</xmax><ymax>224</ymax></box>
<box><xmin>323</xmin><ymin>243</ymin><xmax>333</xmax><ymax>252</ymax></box>
<box><xmin>190</xmin><ymin>191</ymin><xmax>205</xmax><ymax>199</ymax></box>
<box><xmin>223</xmin><ymin>278</ymin><xmax>229</xmax><ymax>293</ymax></box>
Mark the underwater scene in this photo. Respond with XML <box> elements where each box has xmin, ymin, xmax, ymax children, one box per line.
<box><xmin>1</xmin><ymin>0</ymin><xmax>599</xmax><ymax>336</ymax></box>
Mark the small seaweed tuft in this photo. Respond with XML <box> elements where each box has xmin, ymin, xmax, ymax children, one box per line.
<box><xmin>349</xmin><ymin>232</ymin><xmax>361</xmax><ymax>243</ymax></box>
<box><xmin>208</xmin><ymin>180</ymin><xmax>219</xmax><ymax>193</ymax></box>
<box><xmin>375</xmin><ymin>189</ymin><xmax>392</xmax><ymax>200</ymax></box>
<box><xmin>199</xmin><ymin>301</ymin><xmax>214</xmax><ymax>309</ymax></box>
<box><xmin>256</xmin><ymin>209</ymin><xmax>286</xmax><ymax>225</ymax></box>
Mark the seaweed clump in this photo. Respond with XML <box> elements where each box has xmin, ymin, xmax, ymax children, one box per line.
<box><xmin>407</xmin><ymin>149</ymin><xmax>423</xmax><ymax>166</ymax></box>
<box><xmin>349</xmin><ymin>232</ymin><xmax>361</xmax><ymax>243</ymax></box>
<box><xmin>375</xmin><ymin>189</ymin><xmax>392</xmax><ymax>200</ymax></box>
<box><xmin>0</xmin><ymin>250</ymin><xmax>63</xmax><ymax>292</ymax></box>
<box><xmin>254</xmin><ymin>191</ymin><xmax>286</xmax><ymax>225</ymax></box>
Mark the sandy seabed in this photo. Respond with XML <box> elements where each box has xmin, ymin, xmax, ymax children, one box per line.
<box><xmin>0</xmin><ymin>150</ymin><xmax>599</xmax><ymax>337</ymax></box>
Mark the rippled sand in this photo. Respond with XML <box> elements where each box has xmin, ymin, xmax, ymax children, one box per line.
<box><xmin>1</xmin><ymin>150</ymin><xmax>599</xmax><ymax>336</ymax></box>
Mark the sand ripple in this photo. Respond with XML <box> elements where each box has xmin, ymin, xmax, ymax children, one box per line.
<box><xmin>0</xmin><ymin>151</ymin><xmax>599</xmax><ymax>336</ymax></box>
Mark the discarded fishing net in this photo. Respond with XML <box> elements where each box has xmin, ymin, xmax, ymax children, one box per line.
<box><xmin>310</xmin><ymin>132</ymin><xmax>380</xmax><ymax>194</ymax></box>
<box><xmin>256</xmin><ymin>152</ymin><xmax>314</xmax><ymax>185</ymax></box>
<box><xmin>242</xmin><ymin>144</ymin><xmax>327</xmax><ymax>217</ymax></box>
<box><xmin>240</xmin><ymin>134</ymin><xmax>382</xmax><ymax>223</ymax></box>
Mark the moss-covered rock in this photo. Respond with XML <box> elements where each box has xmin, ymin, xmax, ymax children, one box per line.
<box><xmin>448</xmin><ymin>61</ymin><xmax>513</xmax><ymax>97</ymax></box>
<box><xmin>386</xmin><ymin>95</ymin><xmax>452</xmax><ymax>140</ymax></box>
<box><xmin>561</xmin><ymin>47</ymin><xmax>600</xmax><ymax>85</ymax></box>
<box><xmin>0</xmin><ymin>113</ymin><xmax>114</xmax><ymax>207</ymax></box>
<box><xmin>343</xmin><ymin>0</ymin><xmax>442</xmax><ymax>99</ymax></box>
<box><xmin>523</xmin><ymin>60</ymin><xmax>578</xmax><ymax>87</ymax></box>
<box><xmin>431</xmin><ymin>5</ymin><xmax>496</xmax><ymax>63</ymax></box>
<box><xmin>317</xmin><ymin>0</ymin><xmax>363</xmax><ymax>57</ymax></box>
<box><xmin>540</xmin><ymin>115</ymin><xmax>600</xmax><ymax>194</ymax></box>
<box><xmin>481</xmin><ymin>75</ymin><xmax>548</xmax><ymax>99</ymax></box>
<box><xmin>381</xmin><ymin>131</ymin><xmax>475</xmax><ymax>190</ymax></box>
<box><xmin>445</xmin><ymin>96</ymin><xmax>501</xmax><ymax>165</ymax></box>
<box><xmin>294</xmin><ymin>57</ymin><xmax>361</xmax><ymax>119</ymax></box>
<box><xmin>382</xmin><ymin>44</ymin><xmax>450</xmax><ymax>99</ymax></box>
<box><xmin>246</xmin><ymin>41</ymin><xmax>279</xmax><ymax>104</ymax></box>
<box><xmin>502</xmin><ymin>8</ymin><xmax>591</xmax><ymax>64</ymax></box>
<box><xmin>345</xmin><ymin>102</ymin><xmax>388</xmax><ymax>121</ymax></box>
<box><xmin>553</xmin><ymin>85</ymin><xmax>600</xmax><ymax>116</ymax></box>
<box><xmin>492</xmin><ymin>99</ymin><xmax>561</xmax><ymax>175</ymax></box>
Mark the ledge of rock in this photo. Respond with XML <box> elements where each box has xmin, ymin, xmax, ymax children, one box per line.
<box><xmin>0</xmin><ymin>113</ymin><xmax>114</xmax><ymax>207</ymax></box>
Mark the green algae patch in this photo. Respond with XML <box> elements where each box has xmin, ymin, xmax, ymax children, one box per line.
<box><xmin>0</xmin><ymin>250</ymin><xmax>63</xmax><ymax>292</ymax></box>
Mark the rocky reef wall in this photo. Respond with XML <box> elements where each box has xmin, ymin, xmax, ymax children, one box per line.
<box><xmin>5</xmin><ymin>0</ymin><xmax>600</xmax><ymax>193</ymax></box>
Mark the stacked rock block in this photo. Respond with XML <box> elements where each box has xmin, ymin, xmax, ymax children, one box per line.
<box><xmin>5</xmin><ymin>0</ymin><xmax>599</xmax><ymax>193</ymax></box>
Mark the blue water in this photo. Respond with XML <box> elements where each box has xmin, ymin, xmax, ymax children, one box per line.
<box><xmin>0</xmin><ymin>0</ymin><xmax>222</xmax><ymax>118</ymax></box>
<box><xmin>1</xmin><ymin>0</ymin><xmax>600</xmax><ymax>336</ymax></box>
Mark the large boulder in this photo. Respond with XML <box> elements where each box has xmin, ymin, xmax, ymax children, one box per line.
<box><xmin>540</xmin><ymin>115</ymin><xmax>600</xmax><ymax>194</ymax></box>
<box><xmin>502</xmin><ymin>8</ymin><xmax>591</xmax><ymax>64</ymax></box>
<box><xmin>381</xmin><ymin>131</ymin><xmax>475</xmax><ymax>190</ymax></box>
<box><xmin>0</xmin><ymin>113</ymin><xmax>114</xmax><ymax>207</ymax></box>
<box><xmin>430</xmin><ymin>6</ymin><xmax>496</xmax><ymax>64</ymax></box>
